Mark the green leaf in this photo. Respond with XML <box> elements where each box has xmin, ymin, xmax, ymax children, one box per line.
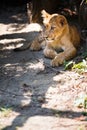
<box><xmin>72</xmin><ymin>60</ymin><xmax>87</xmax><ymax>73</ymax></box>
<box><xmin>63</xmin><ymin>60</ymin><xmax>74</xmax><ymax>70</ymax></box>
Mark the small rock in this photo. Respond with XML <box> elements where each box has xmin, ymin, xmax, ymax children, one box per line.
<box><xmin>37</xmin><ymin>96</ymin><xmax>45</xmax><ymax>103</ymax></box>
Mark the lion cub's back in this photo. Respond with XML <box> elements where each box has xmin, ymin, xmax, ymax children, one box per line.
<box><xmin>69</xmin><ymin>25</ymin><xmax>80</xmax><ymax>48</ymax></box>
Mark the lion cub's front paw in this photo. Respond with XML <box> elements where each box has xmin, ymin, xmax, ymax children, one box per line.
<box><xmin>30</xmin><ymin>41</ymin><xmax>41</xmax><ymax>51</ymax></box>
<box><xmin>51</xmin><ymin>56</ymin><xmax>64</xmax><ymax>67</ymax></box>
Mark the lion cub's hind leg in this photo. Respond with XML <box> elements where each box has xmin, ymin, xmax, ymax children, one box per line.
<box><xmin>30</xmin><ymin>38</ymin><xmax>42</xmax><ymax>51</ymax></box>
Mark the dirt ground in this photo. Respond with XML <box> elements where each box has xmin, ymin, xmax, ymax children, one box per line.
<box><xmin>0</xmin><ymin>6</ymin><xmax>87</xmax><ymax>130</ymax></box>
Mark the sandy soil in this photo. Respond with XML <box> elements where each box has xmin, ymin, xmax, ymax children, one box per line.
<box><xmin>0</xmin><ymin>6</ymin><xmax>87</xmax><ymax>130</ymax></box>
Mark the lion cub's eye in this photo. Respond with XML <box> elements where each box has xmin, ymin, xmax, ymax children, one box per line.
<box><xmin>50</xmin><ymin>26</ymin><xmax>56</xmax><ymax>30</ymax></box>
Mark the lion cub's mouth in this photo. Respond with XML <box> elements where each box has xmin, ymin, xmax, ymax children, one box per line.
<box><xmin>45</xmin><ymin>37</ymin><xmax>55</xmax><ymax>42</ymax></box>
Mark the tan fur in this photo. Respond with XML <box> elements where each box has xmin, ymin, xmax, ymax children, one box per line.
<box><xmin>15</xmin><ymin>10</ymin><xmax>80</xmax><ymax>67</ymax></box>
<box><xmin>30</xmin><ymin>10</ymin><xmax>80</xmax><ymax>67</ymax></box>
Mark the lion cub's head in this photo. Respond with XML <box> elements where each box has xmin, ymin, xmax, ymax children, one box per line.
<box><xmin>41</xmin><ymin>10</ymin><xmax>68</xmax><ymax>40</ymax></box>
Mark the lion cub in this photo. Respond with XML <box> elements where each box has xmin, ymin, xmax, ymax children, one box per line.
<box><xmin>30</xmin><ymin>10</ymin><xmax>80</xmax><ymax>67</ymax></box>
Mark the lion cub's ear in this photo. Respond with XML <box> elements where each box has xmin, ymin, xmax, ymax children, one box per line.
<box><xmin>59</xmin><ymin>16</ymin><xmax>67</xmax><ymax>26</ymax></box>
<box><xmin>41</xmin><ymin>10</ymin><xmax>51</xmax><ymax>19</ymax></box>
<box><xmin>41</xmin><ymin>10</ymin><xmax>51</xmax><ymax>25</ymax></box>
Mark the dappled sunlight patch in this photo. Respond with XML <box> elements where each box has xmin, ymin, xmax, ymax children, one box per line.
<box><xmin>0</xmin><ymin>38</ymin><xmax>25</xmax><ymax>44</ymax></box>
<box><xmin>0</xmin><ymin>39</ymin><xmax>24</xmax><ymax>50</ymax></box>
<box><xmin>42</xmin><ymin>71</ymin><xmax>87</xmax><ymax>111</ymax></box>
<box><xmin>22</xmin><ymin>23</ymin><xmax>43</xmax><ymax>32</ymax></box>
<box><xmin>29</xmin><ymin>60</ymin><xmax>45</xmax><ymax>71</ymax></box>
<box><xmin>0</xmin><ymin>23</ymin><xmax>9</xmax><ymax>35</ymax></box>
<box><xmin>1</xmin><ymin>63</ymin><xmax>27</xmax><ymax>78</ymax></box>
<box><xmin>14</xmin><ymin>115</ymin><xmax>87</xmax><ymax>130</ymax></box>
<box><xmin>6</xmin><ymin>23</ymin><xmax>43</xmax><ymax>33</ymax></box>
<box><xmin>0</xmin><ymin>109</ymin><xmax>20</xmax><ymax>130</ymax></box>
<box><xmin>4</xmin><ymin>63</ymin><xmax>23</xmax><ymax>71</ymax></box>
<box><xmin>53</xmin><ymin>71</ymin><xmax>80</xmax><ymax>82</ymax></box>
<box><xmin>16</xmin><ymin>116</ymin><xmax>58</xmax><ymax>130</ymax></box>
<box><xmin>20</xmin><ymin>97</ymin><xmax>32</xmax><ymax>107</ymax></box>
<box><xmin>42</xmin><ymin>85</ymin><xmax>72</xmax><ymax>110</ymax></box>
<box><xmin>7</xmin><ymin>23</ymin><xmax>26</xmax><ymax>32</ymax></box>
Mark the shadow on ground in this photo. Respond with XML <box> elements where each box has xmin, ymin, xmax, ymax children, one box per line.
<box><xmin>0</xmin><ymin>6</ymin><xmax>87</xmax><ymax>130</ymax></box>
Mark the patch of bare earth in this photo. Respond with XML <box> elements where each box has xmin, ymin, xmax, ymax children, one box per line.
<box><xmin>0</xmin><ymin>6</ymin><xmax>87</xmax><ymax>130</ymax></box>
